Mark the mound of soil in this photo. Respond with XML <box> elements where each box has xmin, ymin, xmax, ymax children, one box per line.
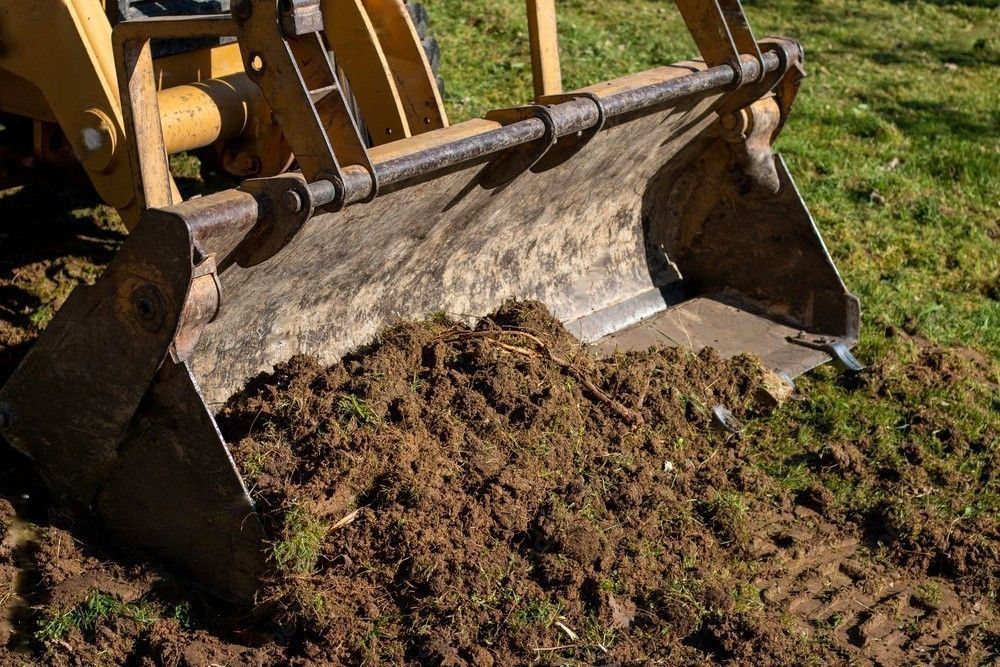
<box><xmin>219</xmin><ymin>301</ymin><xmax>796</xmax><ymax>665</ymax></box>
<box><xmin>0</xmin><ymin>302</ymin><xmax>997</xmax><ymax>666</ymax></box>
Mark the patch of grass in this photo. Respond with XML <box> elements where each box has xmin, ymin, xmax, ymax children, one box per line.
<box><xmin>731</xmin><ymin>582</ymin><xmax>764</xmax><ymax>615</ymax></box>
<box><xmin>914</xmin><ymin>582</ymin><xmax>943</xmax><ymax>611</ymax></box>
<box><xmin>701</xmin><ymin>491</ymin><xmax>750</xmax><ymax>545</ymax></box>
<box><xmin>824</xmin><ymin>611</ymin><xmax>846</xmax><ymax>630</ymax></box>
<box><xmin>35</xmin><ymin>590</ymin><xmax>159</xmax><ymax>643</ymax></box>
<box><xmin>169</xmin><ymin>601</ymin><xmax>195</xmax><ymax>631</ymax></box>
<box><xmin>511</xmin><ymin>597</ymin><xmax>562</xmax><ymax>629</ymax></box>
<box><xmin>337</xmin><ymin>393</ymin><xmax>380</xmax><ymax>426</ymax></box>
<box><xmin>271</xmin><ymin>504</ymin><xmax>330</xmax><ymax>575</ymax></box>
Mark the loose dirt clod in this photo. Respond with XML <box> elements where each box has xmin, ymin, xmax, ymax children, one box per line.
<box><xmin>0</xmin><ymin>302</ymin><xmax>996</xmax><ymax>666</ymax></box>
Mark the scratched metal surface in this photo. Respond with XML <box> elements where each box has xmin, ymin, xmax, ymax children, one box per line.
<box><xmin>190</xmin><ymin>93</ymin><xmax>857</xmax><ymax>406</ymax></box>
<box><xmin>190</xmin><ymin>94</ymin><xmax>718</xmax><ymax>405</ymax></box>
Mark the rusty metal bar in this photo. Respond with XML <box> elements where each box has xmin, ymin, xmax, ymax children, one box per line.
<box><xmin>375</xmin><ymin>51</ymin><xmax>779</xmax><ymax>193</ymax></box>
<box><xmin>601</xmin><ymin>54</ymin><xmax>773</xmax><ymax>117</ymax></box>
<box><xmin>115</xmin><ymin>15</ymin><xmax>241</xmax><ymax>211</ymax></box>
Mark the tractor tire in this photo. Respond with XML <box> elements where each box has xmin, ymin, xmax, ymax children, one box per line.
<box><xmin>406</xmin><ymin>2</ymin><xmax>445</xmax><ymax>97</ymax></box>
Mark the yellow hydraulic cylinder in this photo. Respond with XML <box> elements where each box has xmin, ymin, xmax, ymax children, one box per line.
<box><xmin>157</xmin><ymin>73</ymin><xmax>260</xmax><ymax>155</ymax></box>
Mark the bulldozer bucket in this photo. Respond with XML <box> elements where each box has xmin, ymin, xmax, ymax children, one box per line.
<box><xmin>0</xmin><ymin>4</ymin><xmax>857</xmax><ymax>602</ymax></box>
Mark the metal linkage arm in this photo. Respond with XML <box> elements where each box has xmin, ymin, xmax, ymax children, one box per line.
<box><xmin>115</xmin><ymin>14</ymin><xmax>239</xmax><ymax>211</ymax></box>
<box><xmin>675</xmin><ymin>0</ymin><xmax>765</xmax><ymax>88</ymax></box>
<box><xmin>232</xmin><ymin>0</ymin><xmax>377</xmax><ymax>208</ymax></box>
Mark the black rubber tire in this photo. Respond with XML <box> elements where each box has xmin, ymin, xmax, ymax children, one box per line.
<box><xmin>114</xmin><ymin>1</ymin><xmax>233</xmax><ymax>58</ymax></box>
<box><xmin>406</xmin><ymin>2</ymin><xmax>445</xmax><ymax>97</ymax></box>
<box><xmin>407</xmin><ymin>2</ymin><xmax>431</xmax><ymax>40</ymax></box>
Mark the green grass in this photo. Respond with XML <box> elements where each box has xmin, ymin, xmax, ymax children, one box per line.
<box><xmin>35</xmin><ymin>590</ymin><xmax>159</xmax><ymax>643</ymax></box>
<box><xmin>271</xmin><ymin>503</ymin><xmax>331</xmax><ymax>575</ymax></box>
<box><xmin>338</xmin><ymin>393</ymin><xmax>381</xmax><ymax>426</ymax></box>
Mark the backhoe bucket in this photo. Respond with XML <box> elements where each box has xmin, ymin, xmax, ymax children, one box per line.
<box><xmin>0</xmin><ymin>12</ymin><xmax>857</xmax><ymax>602</ymax></box>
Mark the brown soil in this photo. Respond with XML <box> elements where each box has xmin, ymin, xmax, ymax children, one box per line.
<box><xmin>0</xmin><ymin>245</ymin><xmax>998</xmax><ymax>666</ymax></box>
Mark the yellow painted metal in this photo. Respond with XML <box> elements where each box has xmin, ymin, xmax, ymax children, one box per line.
<box><xmin>526</xmin><ymin>0</ymin><xmax>563</xmax><ymax>98</ymax></box>
<box><xmin>0</xmin><ymin>3</ymin><xmax>279</xmax><ymax>226</ymax></box>
<box><xmin>0</xmin><ymin>0</ymin><xmax>444</xmax><ymax>220</ymax></box>
<box><xmin>323</xmin><ymin>0</ymin><xmax>411</xmax><ymax>145</ymax></box>
<box><xmin>153</xmin><ymin>42</ymin><xmax>247</xmax><ymax>89</ymax></box>
<box><xmin>158</xmin><ymin>74</ymin><xmax>255</xmax><ymax>155</ymax></box>
<box><xmin>0</xmin><ymin>0</ymin><xmax>137</xmax><ymax>217</ymax></box>
<box><xmin>0</xmin><ymin>70</ymin><xmax>54</xmax><ymax>121</ymax></box>
<box><xmin>361</xmin><ymin>0</ymin><xmax>448</xmax><ymax>136</ymax></box>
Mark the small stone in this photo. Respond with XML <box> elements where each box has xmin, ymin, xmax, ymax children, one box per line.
<box><xmin>606</xmin><ymin>593</ymin><xmax>636</xmax><ymax>630</ymax></box>
<box><xmin>761</xmin><ymin>585</ymin><xmax>784</xmax><ymax>603</ymax></box>
<box><xmin>869</xmin><ymin>190</ymin><xmax>886</xmax><ymax>205</ymax></box>
<box><xmin>754</xmin><ymin>369</ymin><xmax>794</xmax><ymax>409</ymax></box>
<box><xmin>711</xmin><ymin>405</ymin><xmax>743</xmax><ymax>435</ymax></box>
<box><xmin>943</xmin><ymin>62</ymin><xmax>959</xmax><ymax>70</ymax></box>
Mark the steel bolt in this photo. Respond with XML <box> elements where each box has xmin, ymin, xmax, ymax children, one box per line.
<box><xmin>283</xmin><ymin>190</ymin><xmax>303</xmax><ymax>213</ymax></box>
<box><xmin>78</xmin><ymin>108</ymin><xmax>117</xmax><ymax>172</ymax></box>
<box><xmin>130</xmin><ymin>284</ymin><xmax>166</xmax><ymax>333</ymax></box>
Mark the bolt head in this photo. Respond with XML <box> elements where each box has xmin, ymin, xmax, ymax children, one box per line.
<box><xmin>282</xmin><ymin>190</ymin><xmax>303</xmax><ymax>213</ymax></box>
<box><xmin>130</xmin><ymin>284</ymin><xmax>166</xmax><ymax>333</ymax></box>
<box><xmin>79</xmin><ymin>109</ymin><xmax>117</xmax><ymax>171</ymax></box>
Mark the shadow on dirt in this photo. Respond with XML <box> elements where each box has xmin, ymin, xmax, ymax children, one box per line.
<box><xmin>0</xmin><ymin>181</ymin><xmax>125</xmax><ymax>381</ymax></box>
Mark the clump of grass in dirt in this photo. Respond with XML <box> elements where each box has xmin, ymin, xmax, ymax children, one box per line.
<box><xmin>271</xmin><ymin>504</ymin><xmax>331</xmax><ymax>575</ymax></box>
<box><xmin>913</xmin><ymin>581</ymin><xmax>943</xmax><ymax>611</ymax></box>
<box><xmin>337</xmin><ymin>394</ymin><xmax>381</xmax><ymax>427</ymax></box>
<box><xmin>35</xmin><ymin>590</ymin><xmax>158</xmax><ymax>643</ymax></box>
<box><xmin>700</xmin><ymin>491</ymin><xmax>751</xmax><ymax>547</ymax></box>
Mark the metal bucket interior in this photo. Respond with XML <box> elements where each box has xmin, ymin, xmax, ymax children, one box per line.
<box><xmin>189</xmin><ymin>82</ymin><xmax>857</xmax><ymax>409</ymax></box>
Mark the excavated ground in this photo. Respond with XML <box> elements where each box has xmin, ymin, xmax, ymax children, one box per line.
<box><xmin>0</xmin><ymin>297</ymin><xmax>996</xmax><ymax>666</ymax></box>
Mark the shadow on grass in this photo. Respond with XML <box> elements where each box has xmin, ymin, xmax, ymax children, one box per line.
<box><xmin>0</xmin><ymin>182</ymin><xmax>125</xmax><ymax>383</ymax></box>
<box><xmin>868</xmin><ymin>38</ymin><xmax>999</xmax><ymax>68</ymax></box>
<box><xmin>888</xmin><ymin>0</ymin><xmax>999</xmax><ymax>9</ymax></box>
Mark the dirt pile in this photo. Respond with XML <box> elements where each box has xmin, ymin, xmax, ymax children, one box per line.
<box><xmin>219</xmin><ymin>301</ymin><xmax>800</xmax><ymax>665</ymax></box>
<box><xmin>0</xmin><ymin>302</ymin><xmax>996</xmax><ymax>666</ymax></box>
